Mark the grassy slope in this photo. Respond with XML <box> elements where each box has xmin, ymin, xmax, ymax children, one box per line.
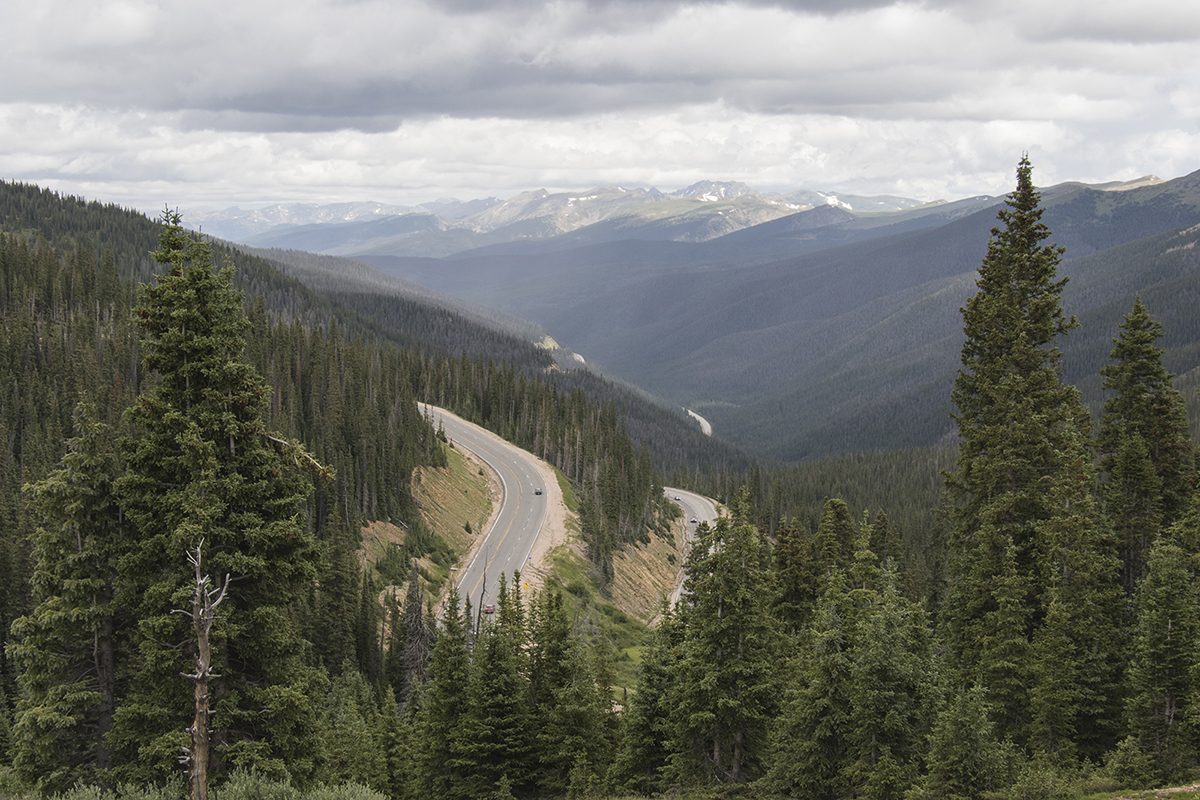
<box><xmin>387</xmin><ymin>439</ymin><xmax>683</xmax><ymax>693</ymax></box>
<box><xmin>360</xmin><ymin>442</ymin><xmax>493</xmax><ymax>606</ymax></box>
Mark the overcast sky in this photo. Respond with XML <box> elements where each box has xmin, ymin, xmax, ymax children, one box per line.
<box><xmin>3</xmin><ymin>0</ymin><xmax>1199</xmax><ymax>214</ymax></box>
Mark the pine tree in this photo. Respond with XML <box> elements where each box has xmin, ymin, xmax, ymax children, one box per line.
<box><xmin>374</xmin><ymin>686</ymin><xmax>410</xmax><ymax>800</ymax></box>
<box><xmin>942</xmin><ymin>157</ymin><xmax>1113</xmax><ymax>749</ymax></box>
<box><xmin>609</xmin><ymin>601</ymin><xmax>682</xmax><ymax>795</ymax></box>
<box><xmin>393</xmin><ymin>560</ymin><xmax>431</xmax><ymax>707</ymax></box>
<box><xmin>529</xmin><ymin>587</ymin><xmax>574</xmax><ymax>785</ymax></box>
<box><xmin>9</xmin><ymin>404</ymin><xmax>123</xmax><ymax>790</ymax></box>
<box><xmin>356</xmin><ymin>573</ymin><xmax>384</xmax><ymax>682</ymax></box>
<box><xmin>972</xmin><ymin>540</ymin><xmax>1032</xmax><ymax>741</ymax></box>
<box><xmin>813</xmin><ymin>497</ymin><xmax>855</xmax><ymax>579</ymax></box>
<box><xmin>869</xmin><ymin>510</ymin><xmax>902</xmax><ymax>573</ymax></box>
<box><xmin>109</xmin><ymin>211</ymin><xmax>324</xmax><ymax>783</ymax></box>
<box><xmin>1026</xmin><ymin>593</ymin><xmax>1079</xmax><ymax>764</ymax></box>
<box><xmin>317</xmin><ymin>666</ymin><xmax>385</xmax><ymax>787</ymax></box>
<box><xmin>1171</xmin><ymin>491</ymin><xmax>1200</xmax><ymax>555</ymax></box>
<box><xmin>412</xmin><ymin>586</ymin><xmax>470</xmax><ymax>799</ymax></box>
<box><xmin>537</xmin><ymin>636</ymin><xmax>609</xmax><ymax>796</ymax></box>
<box><xmin>772</xmin><ymin>517</ymin><xmax>819</xmax><ymax>638</ymax></box>
<box><xmin>843</xmin><ymin>575</ymin><xmax>938</xmax><ymax>799</ymax></box>
<box><xmin>667</xmin><ymin>491</ymin><xmax>782</xmax><ymax>786</ymax></box>
<box><xmin>1098</xmin><ymin>295</ymin><xmax>1195</xmax><ymax>594</ymax></box>
<box><xmin>765</xmin><ymin>569</ymin><xmax>854</xmax><ymax>800</ymax></box>
<box><xmin>769</xmin><ymin>533</ymin><xmax>937</xmax><ymax>800</ymax></box>
<box><xmin>917</xmin><ymin>685</ymin><xmax>1014</xmax><ymax>800</ymax></box>
<box><xmin>1106</xmin><ymin>433</ymin><xmax>1165</xmax><ymax>598</ymax></box>
<box><xmin>1033</xmin><ymin>423</ymin><xmax>1124</xmax><ymax>759</ymax></box>
<box><xmin>590</xmin><ymin>626</ymin><xmax>619</xmax><ymax>780</ymax></box>
<box><xmin>313</xmin><ymin>509</ymin><xmax>361</xmax><ymax>673</ymax></box>
<box><xmin>1125</xmin><ymin>539</ymin><xmax>1198</xmax><ymax>782</ymax></box>
<box><xmin>451</xmin><ymin>612</ymin><xmax>535</xmax><ymax>798</ymax></box>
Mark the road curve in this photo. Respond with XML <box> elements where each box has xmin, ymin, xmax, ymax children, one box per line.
<box><xmin>663</xmin><ymin>487</ymin><xmax>719</xmax><ymax>605</ymax></box>
<box><xmin>421</xmin><ymin>404</ymin><xmax>547</xmax><ymax>613</ymax></box>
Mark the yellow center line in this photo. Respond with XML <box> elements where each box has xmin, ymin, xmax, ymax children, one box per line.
<box><xmin>462</xmin><ymin>436</ymin><xmax>523</xmax><ymax>603</ymax></box>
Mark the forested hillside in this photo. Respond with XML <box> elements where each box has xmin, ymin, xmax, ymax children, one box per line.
<box><xmin>343</xmin><ymin>169</ymin><xmax>1200</xmax><ymax>461</ymax></box>
<box><xmin>4</xmin><ymin>163</ymin><xmax>1200</xmax><ymax>800</ymax></box>
<box><xmin>0</xmin><ymin>182</ymin><xmax>691</xmax><ymax>790</ymax></box>
<box><xmin>619</xmin><ymin>160</ymin><xmax>1200</xmax><ymax>799</ymax></box>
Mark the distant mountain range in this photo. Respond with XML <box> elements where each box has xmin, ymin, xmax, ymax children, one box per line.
<box><xmin>196</xmin><ymin>170</ymin><xmax>1200</xmax><ymax>462</ymax></box>
<box><xmin>186</xmin><ymin>181</ymin><xmax>932</xmax><ymax>256</ymax></box>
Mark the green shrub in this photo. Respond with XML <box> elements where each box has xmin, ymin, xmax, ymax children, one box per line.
<box><xmin>211</xmin><ymin>769</ymin><xmax>300</xmax><ymax>800</ymax></box>
<box><xmin>56</xmin><ymin>784</ymin><xmax>108</xmax><ymax>800</ymax></box>
<box><xmin>1104</xmin><ymin>735</ymin><xmax>1159</xmax><ymax>790</ymax></box>
<box><xmin>0</xmin><ymin>766</ymin><xmax>30</xmax><ymax>796</ymax></box>
<box><xmin>301</xmin><ymin>783</ymin><xmax>388</xmax><ymax>800</ymax></box>
<box><xmin>114</xmin><ymin>777</ymin><xmax>186</xmax><ymax>800</ymax></box>
<box><xmin>600</xmin><ymin>605</ymin><xmax>629</xmax><ymax>624</ymax></box>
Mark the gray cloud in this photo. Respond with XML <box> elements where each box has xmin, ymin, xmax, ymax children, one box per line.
<box><xmin>1</xmin><ymin>0</ymin><xmax>1197</xmax><ymax>212</ymax></box>
<box><xmin>426</xmin><ymin>0</ymin><xmax>901</xmax><ymax>16</ymax></box>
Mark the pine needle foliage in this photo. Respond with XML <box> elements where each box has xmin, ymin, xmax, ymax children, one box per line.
<box><xmin>110</xmin><ymin>211</ymin><xmax>324</xmax><ymax>784</ymax></box>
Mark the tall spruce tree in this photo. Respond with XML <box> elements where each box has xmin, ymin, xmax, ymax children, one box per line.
<box><xmin>916</xmin><ymin>685</ymin><xmax>1015</xmax><ymax>800</ymax></box>
<box><xmin>1106</xmin><ymin>434</ymin><xmax>1165</xmax><ymax>599</ymax></box>
<box><xmin>9</xmin><ymin>404</ymin><xmax>124</xmax><ymax>790</ymax></box>
<box><xmin>1099</xmin><ymin>295</ymin><xmax>1196</xmax><ymax>595</ymax></box>
<box><xmin>814</xmin><ymin>498</ymin><xmax>855</xmax><ymax>580</ymax></box>
<box><xmin>412</xmin><ymin>586</ymin><xmax>470</xmax><ymax>800</ymax></box>
<box><xmin>610</xmin><ymin>600</ymin><xmax>683</xmax><ymax>795</ymax></box>
<box><xmin>1033</xmin><ymin>423</ymin><xmax>1124</xmax><ymax>759</ymax></box>
<box><xmin>772</xmin><ymin>517</ymin><xmax>819</xmax><ymax>640</ymax></box>
<box><xmin>390</xmin><ymin>560</ymin><xmax>431</xmax><ymax>708</ymax></box>
<box><xmin>316</xmin><ymin>666</ymin><xmax>384</xmax><ymax>788</ymax></box>
<box><xmin>313</xmin><ymin>509</ymin><xmax>361</xmax><ymax>674</ymax></box>
<box><xmin>109</xmin><ymin>211</ymin><xmax>324</xmax><ymax>783</ymax></box>
<box><xmin>528</xmin><ymin>586</ymin><xmax>575</xmax><ymax>793</ymax></box>
<box><xmin>536</xmin><ymin>635</ymin><xmax>610</xmax><ymax>796</ymax></box>
<box><xmin>1124</xmin><ymin>539</ymin><xmax>1198</xmax><ymax>782</ymax></box>
<box><xmin>765</xmin><ymin>569</ymin><xmax>855</xmax><ymax>800</ymax></box>
<box><xmin>451</xmin><ymin>611</ymin><xmax>535</xmax><ymax>798</ymax></box>
<box><xmin>768</xmin><ymin>529</ymin><xmax>937</xmax><ymax>800</ymax></box>
<box><xmin>843</xmin><ymin>570</ymin><xmax>938</xmax><ymax>798</ymax></box>
<box><xmin>666</xmin><ymin>491</ymin><xmax>782</xmax><ymax>786</ymax></box>
<box><xmin>942</xmin><ymin>157</ymin><xmax>1120</xmax><ymax>752</ymax></box>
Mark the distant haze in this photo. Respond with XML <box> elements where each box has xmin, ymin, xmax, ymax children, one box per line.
<box><xmin>185</xmin><ymin>180</ymin><xmax>930</xmax><ymax>243</ymax></box>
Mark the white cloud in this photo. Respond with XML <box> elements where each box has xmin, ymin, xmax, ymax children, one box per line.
<box><xmin>1</xmin><ymin>0</ymin><xmax>1197</xmax><ymax>211</ymax></box>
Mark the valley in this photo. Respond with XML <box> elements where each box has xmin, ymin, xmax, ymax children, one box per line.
<box><xmin>229</xmin><ymin>169</ymin><xmax>1200</xmax><ymax>461</ymax></box>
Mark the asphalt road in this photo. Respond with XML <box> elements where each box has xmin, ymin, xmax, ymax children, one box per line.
<box><xmin>666</xmin><ymin>486</ymin><xmax>719</xmax><ymax>532</ymax></box>
<box><xmin>421</xmin><ymin>405</ymin><xmax>547</xmax><ymax>613</ymax></box>
<box><xmin>663</xmin><ymin>487</ymin><xmax>720</xmax><ymax>605</ymax></box>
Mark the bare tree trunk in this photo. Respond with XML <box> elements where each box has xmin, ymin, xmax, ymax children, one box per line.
<box><xmin>174</xmin><ymin>541</ymin><xmax>229</xmax><ymax>800</ymax></box>
<box><xmin>190</xmin><ymin>627</ymin><xmax>213</xmax><ymax>800</ymax></box>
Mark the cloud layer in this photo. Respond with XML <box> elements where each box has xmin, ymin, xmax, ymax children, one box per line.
<box><xmin>3</xmin><ymin>0</ymin><xmax>1199</xmax><ymax>212</ymax></box>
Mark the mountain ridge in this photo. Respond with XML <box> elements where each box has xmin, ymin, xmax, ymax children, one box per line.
<box><xmin>350</xmin><ymin>167</ymin><xmax>1200</xmax><ymax>460</ymax></box>
<box><xmin>187</xmin><ymin>181</ymin><xmax>930</xmax><ymax>250</ymax></box>
<box><xmin>186</xmin><ymin>174</ymin><xmax>1162</xmax><ymax>257</ymax></box>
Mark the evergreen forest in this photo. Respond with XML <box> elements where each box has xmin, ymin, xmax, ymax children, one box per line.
<box><xmin>1</xmin><ymin>158</ymin><xmax>1200</xmax><ymax>800</ymax></box>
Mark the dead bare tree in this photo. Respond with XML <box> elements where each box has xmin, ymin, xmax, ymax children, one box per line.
<box><xmin>173</xmin><ymin>540</ymin><xmax>230</xmax><ymax>800</ymax></box>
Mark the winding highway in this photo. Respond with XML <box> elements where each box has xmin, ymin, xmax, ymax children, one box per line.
<box><xmin>665</xmin><ymin>486</ymin><xmax>718</xmax><ymax>532</ymax></box>
<box><xmin>663</xmin><ymin>487</ymin><xmax>720</xmax><ymax>605</ymax></box>
<box><xmin>420</xmin><ymin>404</ymin><xmax>721</xmax><ymax>615</ymax></box>
<box><xmin>421</xmin><ymin>405</ymin><xmax>547</xmax><ymax>613</ymax></box>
